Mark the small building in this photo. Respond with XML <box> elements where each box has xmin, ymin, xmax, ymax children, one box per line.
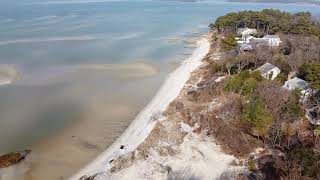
<box><xmin>283</xmin><ymin>77</ymin><xmax>311</xmax><ymax>98</ymax></box>
<box><xmin>256</xmin><ymin>63</ymin><xmax>281</xmax><ymax>80</ymax></box>
<box><xmin>263</xmin><ymin>35</ymin><xmax>281</xmax><ymax>46</ymax></box>
<box><xmin>237</xmin><ymin>28</ymin><xmax>257</xmax><ymax>37</ymax></box>
<box><xmin>283</xmin><ymin>77</ymin><xmax>309</xmax><ymax>92</ymax></box>
<box><xmin>238</xmin><ymin>43</ymin><xmax>253</xmax><ymax>52</ymax></box>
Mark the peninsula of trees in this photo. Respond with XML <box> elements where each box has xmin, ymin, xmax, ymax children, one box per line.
<box><xmin>228</xmin><ymin>0</ymin><xmax>320</xmax><ymax>6</ymax></box>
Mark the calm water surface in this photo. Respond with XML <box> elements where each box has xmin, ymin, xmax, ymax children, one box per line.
<box><xmin>0</xmin><ymin>0</ymin><xmax>319</xmax><ymax>179</ymax></box>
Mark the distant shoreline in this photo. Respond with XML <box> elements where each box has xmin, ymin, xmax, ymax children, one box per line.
<box><xmin>227</xmin><ymin>0</ymin><xmax>320</xmax><ymax>6</ymax></box>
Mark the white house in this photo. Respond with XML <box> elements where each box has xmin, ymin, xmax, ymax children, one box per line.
<box><xmin>263</xmin><ymin>35</ymin><xmax>281</xmax><ymax>46</ymax></box>
<box><xmin>237</xmin><ymin>28</ymin><xmax>257</xmax><ymax>37</ymax></box>
<box><xmin>283</xmin><ymin>77</ymin><xmax>310</xmax><ymax>93</ymax></box>
<box><xmin>256</xmin><ymin>63</ymin><xmax>281</xmax><ymax>80</ymax></box>
<box><xmin>283</xmin><ymin>77</ymin><xmax>312</xmax><ymax>104</ymax></box>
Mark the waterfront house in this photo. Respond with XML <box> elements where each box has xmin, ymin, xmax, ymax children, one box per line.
<box><xmin>256</xmin><ymin>63</ymin><xmax>281</xmax><ymax>80</ymax></box>
<box><xmin>283</xmin><ymin>77</ymin><xmax>318</xmax><ymax>125</ymax></box>
<box><xmin>263</xmin><ymin>35</ymin><xmax>281</xmax><ymax>46</ymax></box>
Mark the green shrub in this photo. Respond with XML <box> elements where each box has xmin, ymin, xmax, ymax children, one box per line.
<box><xmin>248</xmin><ymin>159</ymin><xmax>257</xmax><ymax>171</ymax></box>
<box><xmin>242</xmin><ymin>78</ymin><xmax>258</xmax><ymax>96</ymax></box>
<box><xmin>209</xmin><ymin>62</ymin><xmax>226</xmax><ymax>74</ymax></box>
<box><xmin>275</xmin><ymin>72</ymin><xmax>287</xmax><ymax>84</ymax></box>
<box><xmin>283</xmin><ymin>88</ymin><xmax>304</xmax><ymax>120</ymax></box>
<box><xmin>221</xmin><ymin>33</ymin><xmax>237</xmax><ymax>51</ymax></box>
<box><xmin>299</xmin><ymin>63</ymin><xmax>320</xmax><ymax>90</ymax></box>
<box><xmin>243</xmin><ymin>97</ymin><xmax>273</xmax><ymax>136</ymax></box>
<box><xmin>251</xmin><ymin>70</ymin><xmax>263</xmax><ymax>81</ymax></box>
<box><xmin>273</xmin><ymin>55</ymin><xmax>290</xmax><ymax>75</ymax></box>
<box><xmin>224</xmin><ymin>75</ymin><xmax>242</xmax><ymax>93</ymax></box>
<box><xmin>314</xmin><ymin>126</ymin><xmax>320</xmax><ymax>137</ymax></box>
<box><xmin>288</xmin><ymin>148</ymin><xmax>320</xmax><ymax>178</ymax></box>
<box><xmin>224</xmin><ymin>70</ymin><xmax>262</xmax><ymax>96</ymax></box>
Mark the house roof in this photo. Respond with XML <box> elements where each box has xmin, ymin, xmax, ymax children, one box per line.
<box><xmin>283</xmin><ymin>77</ymin><xmax>309</xmax><ymax>90</ymax></box>
<box><xmin>263</xmin><ymin>35</ymin><xmax>280</xmax><ymax>39</ymax></box>
<box><xmin>239</xmin><ymin>43</ymin><xmax>253</xmax><ymax>51</ymax></box>
<box><xmin>257</xmin><ymin>63</ymin><xmax>278</xmax><ymax>74</ymax></box>
<box><xmin>251</xmin><ymin>38</ymin><xmax>268</xmax><ymax>44</ymax></box>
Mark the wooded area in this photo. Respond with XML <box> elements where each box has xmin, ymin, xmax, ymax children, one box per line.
<box><xmin>206</xmin><ymin>9</ymin><xmax>320</xmax><ymax>179</ymax></box>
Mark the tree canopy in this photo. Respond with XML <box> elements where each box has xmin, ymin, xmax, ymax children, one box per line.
<box><xmin>210</xmin><ymin>9</ymin><xmax>320</xmax><ymax>37</ymax></box>
<box><xmin>299</xmin><ymin>63</ymin><xmax>320</xmax><ymax>90</ymax></box>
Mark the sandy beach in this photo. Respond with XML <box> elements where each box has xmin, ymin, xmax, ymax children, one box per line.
<box><xmin>70</xmin><ymin>37</ymin><xmax>238</xmax><ymax>179</ymax></box>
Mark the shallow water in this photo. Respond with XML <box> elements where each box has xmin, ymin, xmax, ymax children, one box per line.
<box><xmin>0</xmin><ymin>0</ymin><xmax>319</xmax><ymax>179</ymax></box>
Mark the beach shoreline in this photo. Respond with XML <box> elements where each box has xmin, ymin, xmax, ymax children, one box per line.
<box><xmin>70</xmin><ymin>37</ymin><xmax>210</xmax><ymax>180</ymax></box>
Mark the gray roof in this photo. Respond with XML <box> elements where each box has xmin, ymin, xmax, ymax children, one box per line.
<box><xmin>283</xmin><ymin>77</ymin><xmax>309</xmax><ymax>90</ymax></box>
<box><xmin>263</xmin><ymin>35</ymin><xmax>280</xmax><ymax>39</ymax></box>
<box><xmin>257</xmin><ymin>63</ymin><xmax>278</xmax><ymax>74</ymax></box>
<box><xmin>239</xmin><ymin>43</ymin><xmax>253</xmax><ymax>51</ymax></box>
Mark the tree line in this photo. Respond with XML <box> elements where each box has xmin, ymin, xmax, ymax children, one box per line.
<box><xmin>210</xmin><ymin>9</ymin><xmax>320</xmax><ymax>37</ymax></box>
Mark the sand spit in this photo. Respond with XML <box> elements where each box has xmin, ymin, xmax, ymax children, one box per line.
<box><xmin>0</xmin><ymin>65</ymin><xmax>18</xmax><ymax>86</ymax></box>
<box><xmin>79</xmin><ymin>63</ymin><xmax>159</xmax><ymax>79</ymax></box>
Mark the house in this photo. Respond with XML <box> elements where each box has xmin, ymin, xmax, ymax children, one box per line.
<box><xmin>250</xmin><ymin>35</ymin><xmax>282</xmax><ymax>47</ymax></box>
<box><xmin>256</xmin><ymin>63</ymin><xmax>281</xmax><ymax>80</ymax></box>
<box><xmin>238</xmin><ymin>43</ymin><xmax>253</xmax><ymax>52</ymax></box>
<box><xmin>283</xmin><ymin>77</ymin><xmax>309</xmax><ymax>92</ymax></box>
<box><xmin>237</xmin><ymin>28</ymin><xmax>257</xmax><ymax>37</ymax></box>
<box><xmin>283</xmin><ymin>77</ymin><xmax>311</xmax><ymax>98</ymax></box>
<box><xmin>251</xmin><ymin>38</ymin><xmax>268</xmax><ymax>47</ymax></box>
<box><xmin>263</xmin><ymin>35</ymin><xmax>281</xmax><ymax>46</ymax></box>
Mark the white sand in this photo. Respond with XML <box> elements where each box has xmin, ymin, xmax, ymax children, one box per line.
<box><xmin>69</xmin><ymin>38</ymin><xmax>210</xmax><ymax>180</ymax></box>
<box><xmin>99</xmin><ymin>123</ymin><xmax>240</xmax><ymax>180</ymax></box>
